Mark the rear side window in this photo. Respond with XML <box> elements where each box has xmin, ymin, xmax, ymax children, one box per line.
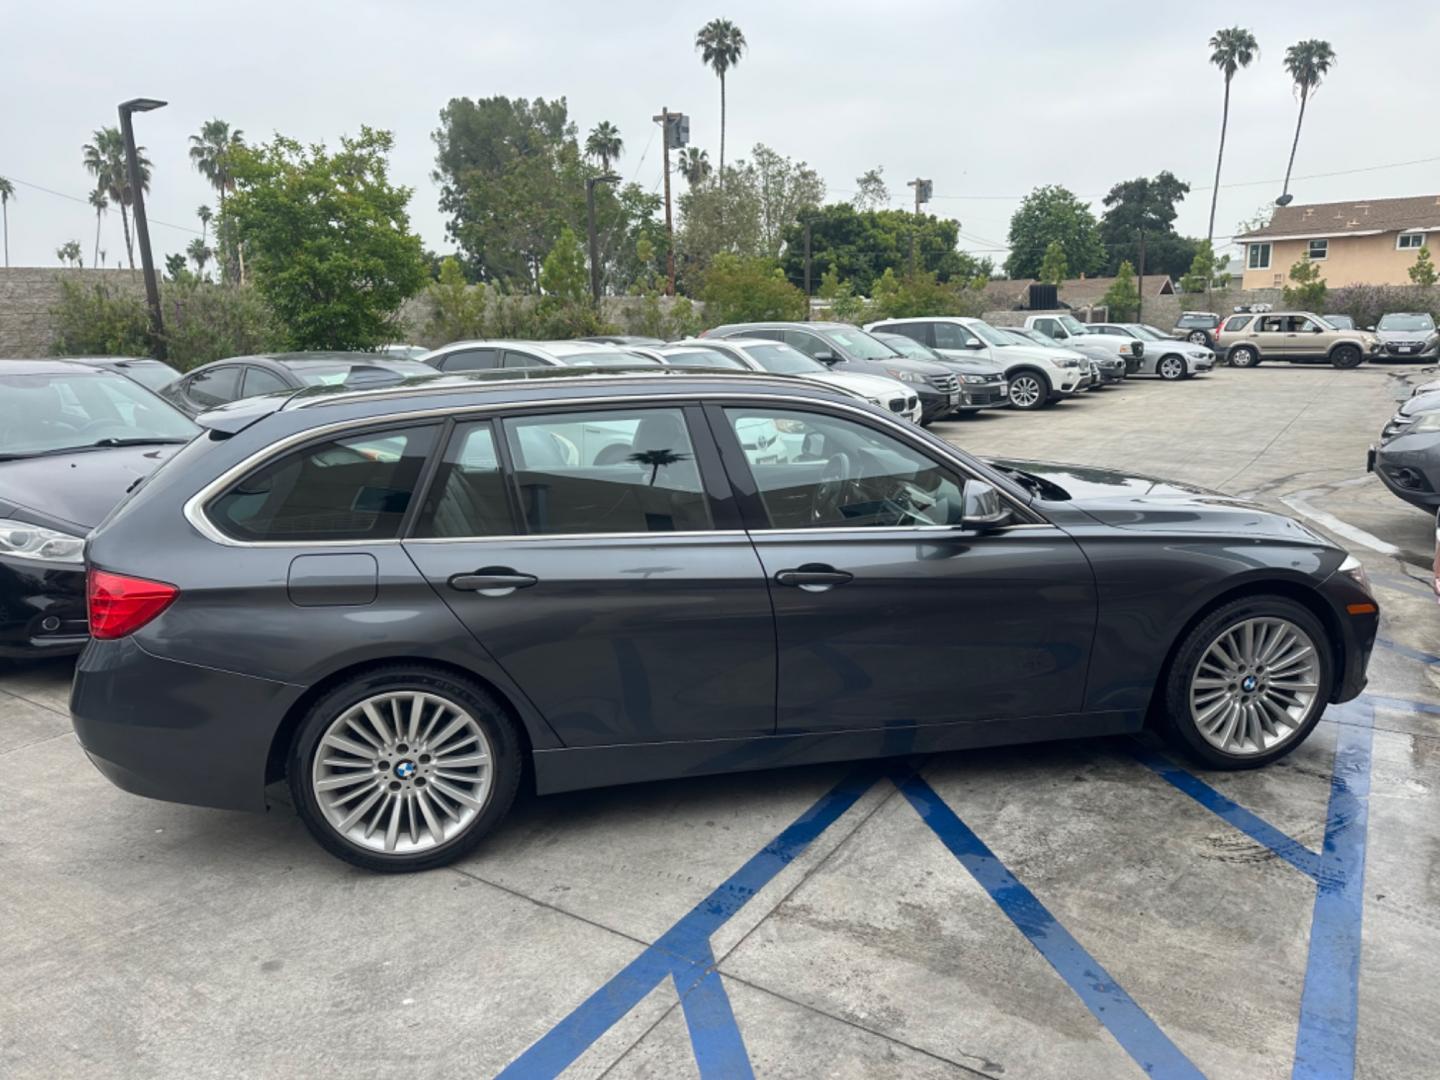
<box><xmin>185</xmin><ymin>366</ymin><xmax>242</xmax><ymax>409</ymax></box>
<box><xmin>1224</xmin><ymin>315</ymin><xmax>1253</xmax><ymax>331</ymax></box>
<box><xmin>502</xmin><ymin>407</ymin><xmax>712</xmax><ymax>535</ymax></box>
<box><xmin>932</xmin><ymin>322</ymin><xmax>976</xmax><ymax>350</ymax></box>
<box><xmin>208</xmin><ymin>424</ymin><xmax>438</xmax><ymax>542</ymax></box>
<box><xmin>440</xmin><ymin>348</ymin><xmax>499</xmax><ymax>372</ymax></box>
<box><xmin>412</xmin><ymin>423</ymin><xmax>515</xmax><ymax>539</ymax></box>
<box><xmin>243</xmin><ymin>367</ymin><xmax>291</xmax><ymax>397</ymax></box>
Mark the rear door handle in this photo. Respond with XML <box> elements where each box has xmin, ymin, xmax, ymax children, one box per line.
<box><xmin>448</xmin><ymin>567</ymin><xmax>539</xmax><ymax>597</ymax></box>
<box><xmin>775</xmin><ymin>564</ymin><xmax>854</xmax><ymax>592</ymax></box>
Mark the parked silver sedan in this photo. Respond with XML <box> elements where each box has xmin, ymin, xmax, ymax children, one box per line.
<box><xmin>1087</xmin><ymin>324</ymin><xmax>1215</xmax><ymax>380</ymax></box>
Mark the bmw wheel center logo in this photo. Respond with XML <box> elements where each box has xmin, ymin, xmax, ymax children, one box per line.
<box><xmin>1241</xmin><ymin>676</ymin><xmax>1258</xmax><ymax>693</ymax></box>
<box><xmin>395</xmin><ymin>760</ymin><xmax>417</xmax><ymax>780</ymax></box>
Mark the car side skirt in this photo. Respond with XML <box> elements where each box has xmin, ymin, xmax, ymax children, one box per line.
<box><xmin>531</xmin><ymin>710</ymin><xmax>1139</xmax><ymax>794</ymax></box>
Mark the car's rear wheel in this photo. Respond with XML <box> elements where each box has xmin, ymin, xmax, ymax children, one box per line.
<box><xmin>1331</xmin><ymin>344</ymin><xmax>1363</xmax><ymax>369</ymax></box>
<box><xmin>1229</xmin><ymin>346</ymin><xmax>1260</xmax><ymax>368</ymax></box>
<box><xmin>1007</xmin><ymin>369</ymin><xmax>1050</xmax><ymax>410</ymax></box>
<box><xmin>1158</xmin><ymin>356</ymin><xmax>1186</xmax><ymax>381</ymax></box>
<box><xmin>289</xmin><ymin>666</ymin><xmax>523</xmax><ymax>872</ymax></box>
<box><xmin>1187</xmin><ymin>330</ymin><xmax>1210</xmax><ymax>345</ymax></box>
<box><xmin>1159</xmin><ymin>597</ymin><xmax>1332</xmax><ymax>769</ymax></box>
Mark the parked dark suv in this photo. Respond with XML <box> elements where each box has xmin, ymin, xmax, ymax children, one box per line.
<box><xmin>1173</xmin><ymin>312</ymin><xmax>1222</xmax><ymax>348</ymax></box>
<box><xmin>72</xmin><ymin>368</ymin><xmax>1377</xmax><ymax>872</ymax></box>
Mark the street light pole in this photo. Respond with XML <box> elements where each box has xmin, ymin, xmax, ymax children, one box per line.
<box><xmin>586</xmin><ymin>173</ymin><xmax>620</xmax><ymax>305</ymax></box>
<box><xmin>119</xmin><ymin>97</ymin><xmax>167</xmax><ymax>359</ymax></box>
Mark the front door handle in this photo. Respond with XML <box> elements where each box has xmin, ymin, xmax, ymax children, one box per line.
<box><xmin>448</xmin><ymin>567</ymin><xmax>539</xmax><ymax>597</ymax></box>
<box><xmin>775</xmin><ymin>564</ymin><xmax>854</xmax><ymax>592</ymax></box>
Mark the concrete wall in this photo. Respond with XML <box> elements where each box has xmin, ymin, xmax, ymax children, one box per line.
<box><xmin>0</xmin><ymin>268</ymin><xmax>145</xmax><ymax>358</ymax></box>
<box><xmin>1240</xmin><ymin>234</ymin><xmax>1435</xmax><ymax>289</ymax></box>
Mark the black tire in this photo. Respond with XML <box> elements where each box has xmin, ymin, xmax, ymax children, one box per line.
<box><xmin>288</xmin><ymin>665</ymin><xmax>524</xmax><ymax>873</ymax></box>
<box><xmin>1157</xmin><ymin>355</ymin><xmax>1186</xmax><ymax>381</ymax></box>
<box><xmin>1330</xmin><ymin>344</ymin><xmax>1362</xmax><ymax>369</ymax></box>
<box><xmin>1157</xmin><ymin>596</ymin><xmax>1333</xmax><ymax>770</ymax></box>
<box><xmin>1229</xmin><ymin>346</ymin><xmax>1260</xmax><ymax>368</ymax></box>
<box><xmin>1007</xmin><ymin>368</ymin><xmax>1051</xmax><ymax>410</ymax></box>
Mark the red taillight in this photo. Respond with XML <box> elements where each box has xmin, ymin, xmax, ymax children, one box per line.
<box><xmin>87</xmin><ymin>569</ymin><xmax>179</xmax><ymax>640</ymax></box>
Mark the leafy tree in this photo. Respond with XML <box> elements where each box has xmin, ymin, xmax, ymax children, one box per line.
<box><xmin>1005</xmin><ymin>186</ymin><xmax>1104</xmax><ymax>279</ymax></box>
<box><xmin>676</xmin><ymin>162</ymin><xmax>764</xmax><ymax>287</ymax></box>
<box><xmin>870</xmin><ymin>268</ymin><xmax>986</xmax><ymax>320</ymax></box>
<box><xmin>88</xmin><ymin>186</ymin><xmax>107</xmax><ymax>267</ymax></box>
<box><xmin>1098</xmin><ymin>171</ymin><xmax>1197</xmax><ymax>278</ymax></box>
<box><xmin>1409</xmin><ymin>246</ymin><xmax>1438</xmax><ymax>287</ymax></box>
<box><xmin>1280</xmin><ymin>41</ymin><xmax>1337</xmax><ymax>203</ymax></box>
<box><xmin>536</xmin><ymin>227</ymin><xmax>608</xmax><ymax>336</ymax></box>
<box><xmin>752</xmin><ymin>144</ymin><xmax>825</xmax><ymax>258</ymax></box>
<box><xmin>188</xmin><ymin>119</ymin><xmax>245</xmax><ymax>281</ymax></box>
<box><xmin>56</xmin><ymin>240</ymin><xmax>83</xmax><ymax>267</ymax></box>
<box><xmin>1206</xmin><ymin>27</ymin><xmax>1259</xmax><ymax>246</ymax></box>
<box><xmin>1102</xmin><ymin>261</ymin><xmax>1140</xmax><ymax>320</ymax></box>
<box><xmin>854</xmin><ymin>167</ymin><xmax>889</xmax><ymax>211</ymax></box>
<box><xmin>679</xmin><ymin>148</ymin><xmax>711</xmax><ymax>188</ymax></box>
<box><xmin>1179</xmin><ymin>242</ymin><xmax>1224</xmax><ymax>293</ymax></box>
<box><xmin>699</xmin><ymin>253</ymin><xmax>806</xmax><ymax>324</ymax></box>
<box><xmin>1282</xmin><ymin>255</ymin><xmax>1327</xmax><ymax>309</ymax></box>
<box><xmin>1237</xmin><ymin>204</ymin><xmax>1273</xmax><ymax>235</ymax></box>
<box><xmin>1038</xmin><ymin>240</ymin><xmax>1068</xmax><ymax>284</ymax></box>
<box><xmin>0</xmin><ymin>176</ymin><xmax>14</xmax><ymax>268</ymax></box>
<box><xmin>694</xmin><ymin>18</ymin><xmax>746</xmax><ymax>192</ymax></box>
<box><xmin>425</xmin><ymin>256</ymin><xmax>487</xmax><ymax>343</ymax></box>
<box><xmin>585</xmin><ymin>121</ymin><xmax>623</xmax><ymax>172</ymax></box>
<box><xmin>817</xmin><ymin>267</ymin><xmax>868</xmax><ymax>324</ymax></box>
<box><xmin>83</xmin><ymin>127</ymin><xmax>150</xmax><ymax>269</ymax></box>
<box><xmin>163</xmin><ymin>252</ymin><xmax>191</xmax><ymax>282</ymax></box>
<box><xmin>225</xmin><ymin>127</ymin><xmax>427</xmax><ymax>350</ymax></box>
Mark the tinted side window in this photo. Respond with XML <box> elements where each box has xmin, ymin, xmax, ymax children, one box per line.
<box><xmin>783</xmin><ymin>331</ymin><xmax>828</xmax><ymax>358</ymax></box>
<box><xmin>502</xmin><ymin>351</ymin><xmax>545</xmax><ymax>369</ymax></box>
<box><xmin>1224</xmin><ymin>315</ymin><xmax>1253</xmax><ymax>331</ymax></box>
<box><xmin>185</xmin><ymin>366</ymin><xmax>242</xmax><ymax>409</ymax></box>
<box><xmin>441</xmin><ymin>349</ymin><xmax>499</xmax><ymax>372</ymax></box>
<box><xmin>412</xmin><ymin>422</ymin><xmax>514</xmax><ymax>538</ymax></box>
<box><xmin>724</xmin><ymin>407</ymin><xmax>966</xmax><ymax>530</ymax></box>
<box><xmin>932</xmin><ymin>322</ymin><xmax>976</xmax><ymax>350</ymax></box>
<box><xmin>891</xmin><ymin>323</ymin><xmax>933</xmax><ymax>347</ymax></box>
<box><xmin>209</xmin><ymin>425</ymin><xmax>438</xmax><ymax>542</ymax></box>
<box><xmin>738</xmin><ymin>328</ymin><xmax>786</xmax><ymax>343</ymax></box>
<box><xmin>242</xmin><ymin>367</ymin><xmax>291</xmax><ymax>397</ymax></box>
<box><xmin>503</xmin><ymin>408</ymin><xmax>711</xmax><ymax>535</ymax></box>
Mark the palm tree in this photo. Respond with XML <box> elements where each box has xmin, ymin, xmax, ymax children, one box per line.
<box><xmin>88</xmin><ymin>186</ymin><xmax>108</xmax><ymax>267</ymax></box>
<box><xmin>1280</xmin><ymin>40</ymin><xmax>1337</xmax><ymax>204</ymax></box>
<box><xmin>585</xmin><ymin>122</ymin><xmax>624</xmax><ymax>173</ymax></box>
<box><xmin>83</xmin><ymin>127</ymin><xmax>150</xmax><ymax>270</ymax></box>
<box><xmin>679</xmin><ymin>147</ymin><xmax>712</xmax><ymax>188</ymax></box>
<box><xmin>56</xmin><ymin>240</ymin><xmax>82</xmax><ymax>267</ymax></box>
<box><xmin>188</xmin><ymin>119</ymin><xmax>245</xmax><ymax>280</ymax></box>
<box><xmin>1206</xmin><ymin>27</ymin><xmax>1258</xmax><ymax>246</ymax></box>
<box><xmin>187</xmin><ymin>237</ymin><xmax>212</xmax><ymax>279</ymax></box>
<box><xmin>694</xmin><ymin>18</ymin><xmax>746</xmax><ymax>190</ymax></box>
<box><xmin>197</xmin><ymin>204</ymin><xmax>212</xmax><ymax>246</ymax></box>
<box><xmin>0</xmin><ymin>176</ymin><xmax>14</xmax><ymax>268</ymax></box>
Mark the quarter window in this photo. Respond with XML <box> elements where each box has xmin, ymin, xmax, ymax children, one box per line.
<box><xmin>185</xmin><ymin>366</ymin><xmax>242</xmax><ymax>409</ymax></box>
<box><xmin>208</xmin><ymin>425</ymin><xmax>438</xmax><ymax>542</ymax></box>
<box><xmin>1398</xmin><ymin>233</ymin><xmax>1425</xmax><ymax>250</ymax></box>
<box><xmin>1248</xmin><ymin>243</ymin><xmax>1272</xmax><ymax>270</ymax></box>
<box><xmin>723</xmin><ymin>407</ymin><xmax>967</xmax><ymax>530</ymax></box>
<box><xmin>1307</xmin><ymin>239</ymin><xmax>1328</xmax><ymax>260</ymax></box>
<box><xmin>242</xmin><ymin>367</ymin><xmax>291</xmax><ymax>397</ymax></box>
<box><xmin>502</xmin><ymin>351</ymin><xmax>545</xmax><ymax>369</ymax></box>
<box><xmin>503</xmin><ymin>408</ymin><xmax>711</xmax><ymax>535</ymax></box>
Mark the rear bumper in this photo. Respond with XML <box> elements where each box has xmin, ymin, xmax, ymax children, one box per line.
<box><xmin>0</xmin><ymin>557</ymin><xmax>88</xmax><ymax>659</ymax></box>
<box><xmin>70</xmin><ymin>636</ymin><xmax>303</xmax><ymax>812</ymax></box>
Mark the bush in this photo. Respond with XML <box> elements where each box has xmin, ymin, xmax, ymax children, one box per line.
<box><xmin>1282</xmin><ymin>256</ymin><xmax>1327</xmax><ymax>310</ymax></box>
<box><xmin>425</xmin><ymin>257</ymin><xmax>487</xmax><ymax>344</ymax></box>
<box><xmin>699</xmin><ymin>254</ymin><xmax>808</xmax><ymax>325</ymax></box>
<box><xmin>1324</xmin><ymin>284</ymin><xmax>1440</xmax><ymax>328</ymax></box>
<box><xmin>50</xmin><ymin>278</ymin><xmax>150</xmax><ymax>357</ymax></box>
<box><xmin>868</xmin><ymin>268</ymin><xmax>988</xmax><ymax>320</ymax></box>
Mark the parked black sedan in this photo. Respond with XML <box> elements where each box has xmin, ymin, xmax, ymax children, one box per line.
<box><xmin>160</xmin><ymin>352</ymin><xmax>436</xmax><ymax>417</ymax></box>
<box><xmin>71</xmin><ymin>368</ymin><xmax>1376</xmax><ymax>872</ymax></box>
<box><xmin>0</xmin><ymin>360</ymin><xmax>197</xmax><ymax>658</ymax></box>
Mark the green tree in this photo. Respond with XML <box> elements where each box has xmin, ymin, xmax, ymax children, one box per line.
<box><xmin>425</xmin><ymin>255</ymin><xmax>487</xmax><ymax>343</ymax></box>
<box><xmin>869</xmin><ymin>268</ymin><xmax>986</xmax><ymax>320</ymax></box>
<box><xmin>1408</xmin><ymin>246</ymin><xmax>1438</xmax><ymax>287</ymax></box>
<box><xmin>1206</xmin><ymin>27</ymin><xmax>1259</xmax><ymax>247</ymax></box>
<box><xmin>817</xmin><ymin>267</ymin><xmax>868</xmax><ymax>323</ymax></box>
<box><xmin>1102</xmin><ymin>261</ymin><xmax>1140</xmax><ymax>320</ymax></box>
<box><xmin>0</xmin><ymin>176</ymin><xmax>14</xmax><ymax>268</ymax></box>
<box><xmin>56</xmin><ymin>240</ymin><xmax>82</xmax><ymax>267</ymax></box>
<box><xmin>164</xmin><ymin>252</ymin><xmax>191</xmax><ymax>282</ymax></box>
<box><xmin>83</xmin><ymin>127</ymin><xmax>150</xmax><ymax>269</ymax></box>
<box><xmin>1280</xmin><ymin>40</ymin><xmax>1337</xmax><ymax>203</ymax></box>
<box><xmin>1179</xmin><ymin>242</ymin><xmax>1224</xmax><ymax>293</ymax></box>
<box><xmin>694</xmin><ymin>18</ymin><xmax>747</xmax><ymax>194</ymax></box>
<box><xmin>585</xmin><ymin>121</ymin><xmax>623</xmax><ymax>172</ymax></box>
<box><xmin>88</xmin><ymin>186</ymin><xmax>107</xmax><ymax>267</ymax></box>
<box><xmin>1098</xmin><ymin>171</ymin><xmax>1197</xmax><ymax>278</ymax></box>
<box><xmin>1038</xmin><ymin>240</ymin><xmax>1068</xmax><ymax>284</ymax></box>
<box><xmin>1004</xmin><ymin>186</ymin><xmax>1104</xmax><ymax>279</ymax></box>
<box><xmin>537</xmin><ymin>227</ymin><xmax>607</xmax><ymax>336</ymax></box>
<box><xmin>224</xmin><ymin>127</ymin><xmax>427</xmax><ymax>350</ymax></box>
<box><xmin>854</xmin><ymin>167</ymin><xmax>889</xmax><ymax>211</ymax></box>
<box><xmin>752</xmin><ymin>144</ymin><xmax>825</xmax><ymax>258</ymax></box>
<box><xmin>197</xmin><ymin>204</ymin><xmax>212</xmax><ymax>246</ymax></box>
<box><xmin>188</xmin><ymin>119</ymin><xmax>245</xmax><ymax>280</ymax></box>
<box><xmin>700</xmin><ymin>253</ymin><xmax>806</xmax><ymax>324</ymax></box>
<box><xmin>1282</xmin><ymin>254</ymin><xmax>1327</xmax><ymax>309</ymax></box>
<box><xmin>679</xmin><ymin>148</ymin><xmax>712</xmax><ymax>188</ymax></box>
<box><xmin>187</xmin><ymin>237</ymin><xmax>212</xmax><ymax>278</ymax></box>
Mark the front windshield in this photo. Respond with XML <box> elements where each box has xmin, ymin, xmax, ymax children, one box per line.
<box><xmin>964</xmin><ymin>322</ymin><xmax>1011</xmax><ymax>347</ymax></box>
<box><xmin>995</xmin><ymin>329</ymin><xmax>1036</xmax><ymax>347</ymax></box>
<box><xmin>658</xmin><ymin>348</ymin><xmax>746</xmax><ymax>369</ymax></box>
<box><xmin>0</xmin><ymin>371</ymin><xmax>197</xmax><ymax>458</ymax></box>
<box><xmin>876</xmin><ymin>336</ymin><xmax>930</xmax><ymax>359</ymax></box>
<box><xmin>822</xmin><ymin>327</ymin><xmax>901</xmax><ymax>360</ymax></box>
<box><xmin>742</xmin><ymin>342</ymin><xmax>826</xmax><ymax>374</ymax></box>
<box><xmin>1128</xmin><ymin>325</ymin><xmax>1168</xmax><ymax>341</ymax></box>
<box><xmin>1141</xmin><ymin>325</ymin><xmax>1173</xmax><ymax>339</ymax></box>
<box><xmin>1058</xmin><ymin>315</ymin><xmax>1089</xmax><ymax>336</ymax></box>
<box><xmin>1379</xmin><ymin>314</ymin><xmax>1436</xmax><ymax>332</ymax></box>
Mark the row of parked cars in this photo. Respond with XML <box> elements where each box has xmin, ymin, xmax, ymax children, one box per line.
<box><xmin>1369</xmin><ymin>371</ymin><xmax>1440</xmax><ymax>513</ymax></box>
<box><xmin>1169</xmin><ymin>309</ymin><xmax>1438</xmax><ymax>368</ymax></box>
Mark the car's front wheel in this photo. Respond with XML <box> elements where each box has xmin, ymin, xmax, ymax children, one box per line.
<box><xmin>1229</xmin><ymin>346</ymin><xmax>1260</xmax><ymax>368</ymax></box>
<box><xmin>1007</xmin><ymin>369</ymin><xmax>1051</xmax><ymax>410</ymax></box>
<box><xmin>289</xmin><ymin>666</ymin><xmax>523</xmax><ymax>872</ymax></box>
<box><xmin>1158</xmin><ymin>355</ymin><xmax>1186</xmax><ymax>381</ymax></box>
<box><xmin>1331</xmin><ymin>344</ymin><xmax>1363</xmax><ymax>369</ymax></box>
<box><xmin>1159</xmin><ymin>597</ymin><xmax>1333</xmax><ymax>769</ymax></box>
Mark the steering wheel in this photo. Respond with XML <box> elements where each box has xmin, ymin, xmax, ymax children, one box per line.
<box><xmin>811</xmin><ymin>452</ymin><xmax>853</xmax><ymax>524</ymax></box>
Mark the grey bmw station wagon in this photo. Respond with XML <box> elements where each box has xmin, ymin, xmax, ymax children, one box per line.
<box><xmin>72</xmin><ymin>367</ymin><xmax>1378</xmax><ymax>872</ymax></box>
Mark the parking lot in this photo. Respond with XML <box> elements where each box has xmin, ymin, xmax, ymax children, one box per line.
<box><xmin>4</xmin><ymin>362</ymin><xmax>1439</xmax><ymax>1080</ymax></box>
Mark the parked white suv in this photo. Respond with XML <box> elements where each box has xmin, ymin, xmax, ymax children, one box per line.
<box><xmin>865</xmin><ymin>316</ymin><xmax>1085</xmax><ymax>410</ymax></box>
<box><xmin>1024</xmin><ymin>313</ymin><xmax>1144</xmax><ymax>371</ymax></box>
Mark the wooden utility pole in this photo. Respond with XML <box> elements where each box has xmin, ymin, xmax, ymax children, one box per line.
<box><xmin>1137</xmin><ymin>228</ymin><xmax>1147</xmax><ymax>323</ymax></box>
<box><xmin>654</xmin><ymin>107</ymin><xmax>676</xmax><ymax>296</ymax></box>
<box><xmin>905</xmin><ymin>178</ymin><xmax>931</xmax><ymax>275</ymax></box>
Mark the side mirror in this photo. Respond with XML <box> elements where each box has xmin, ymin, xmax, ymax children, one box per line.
<box><xmin>962</xmin><ymin>481</ymin><xmax>1011</xmax><ymax>530</ymax></box>
<box><xmin>965</xmin><ymin>340</ymin><xmax>985</xmax><ymax>350</ymax></box>
<box><xmin>1366</xmin><ymin>325</ymin><xmax>1376</xmax><ymax>332</ymax></box>
<box><xmin>812</xmin><ymin>350</ymin><xmax>838</xmax><ymax>364</ymax></box>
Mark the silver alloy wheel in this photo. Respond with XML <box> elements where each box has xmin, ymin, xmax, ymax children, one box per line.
<box><xmin>1010</xmin><ymin>375</ymin><xmax>1043</xmax><ymax>408</ymax></box>
<box><xmin>312</xmin><ymin>690</ymin><xmax>494</xmax><ymax>855</ymax></box>
<box><xmin>1188</xmin><ymin>331</ymin><xmax>1208</xmax><ymax>345</ymax></box>
<box><xmin>1231</xmin><ymin>347</ymin><xmax>1257</xmax><ymax>368</ymax></box>
<box><xmin>1159</xmin><ymin>356</ymin><xmax>1185</xmax><ymax>380</ymax></box>
<box><xmin>1188</xmin><ymin>617</ymin><xmax>1320</xmax><ymax>756</ymax></box>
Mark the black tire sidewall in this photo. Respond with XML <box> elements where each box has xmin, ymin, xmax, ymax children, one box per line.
<box><xmin>1160</xmin><ymin>596</ymin><xmax>1334</xmax><ymax>769</ymax></box>
<box><xmin>1231</xmin><ymin>347</ymin><xmax>1258</xmax><ymax>368</ymax></box>
<box><xmin>1331</xmin><ymin>345</ymin><xmax>1361</xmax><ymax>369</ymax></box>
<box><xmin>288</xmin><ymin>666</ymin><xmax>523</xmax><ymax>873</ymax></box>
<box><xmin>1009</xmin><ymin>370</ymin><xmax>1049</xmax><ymax>410</ymax></box>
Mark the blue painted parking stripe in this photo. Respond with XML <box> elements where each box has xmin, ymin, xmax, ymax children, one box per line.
<box><xmin>671</xmin><ymin>944</ymin><xmax>756</xmax><ymax>1080</ymax></box>
<box><xmin>1293</xmin><ymin>700</ymin><xmax>1374</xmax><ymax>1080</ymax></box>
<box><xmin>1365</xmin><ymin>693</ymin><xmax>1440</xmax><ymax>716</ymax></box>
<box><xmin>898</xmin><ymin>774</ymin><xmax>1206</xmax><ymax>1080</ymax></box>
<box><xmin>1129</xmin><ymin>745</ymin><xmax>1323</xmax><ymax>881</ymax></box>
<box><xmin>497</xmin><ymin>766</ymin><xmax>879</xmax><ymax>1078</ymax></box>
<box><xmin>1375</xmin><ymin>637</ymin><xmax>1440</xmax><ymax>665</ymax></box>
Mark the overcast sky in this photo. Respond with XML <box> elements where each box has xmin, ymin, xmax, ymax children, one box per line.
<box><xmin>4</xmin><ymin>1</ymin><xmax>1436</xmax><ymax>272</ymax></box>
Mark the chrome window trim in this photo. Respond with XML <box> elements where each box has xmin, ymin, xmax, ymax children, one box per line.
<box><xmin>405</xmin><ymin>530</ymin><xmax>748</xmax><ymax>545</ymax></box>
<box><xmin>183</xmin><ymin>391</ymin><xmax>1039</xmax><ymax>547</ymax></box>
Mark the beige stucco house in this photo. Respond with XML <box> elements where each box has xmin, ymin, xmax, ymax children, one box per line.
<box><xmin>1236</xmin><ymin>194</ymin><xmax>1440</xmax><ymax>288</ymax></box>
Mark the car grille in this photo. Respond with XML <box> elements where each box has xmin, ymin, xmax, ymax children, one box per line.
<box><xmin>928</xmin><ymin>374</ymin><xmax>959</xmax><ymax>394</ymax></box>
<box><xmin>965</xmin><ymin>388</ymin><xmax>1006</xmax><ymax>404</ymax></box>
<box><xmin>888</xmin><ymin>398</ymin><xmax>908</xmax><ymax>413</ymax></box>
<box><xmin>1386</xmin><ymin>342</ymin><xmax>1427</xmax><ymax>354</ymax></box>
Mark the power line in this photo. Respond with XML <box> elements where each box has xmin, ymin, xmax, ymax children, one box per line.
<box><xmin>5</xmin><ymin>174</ymin><xmax>204</xmax><ymax>236</ymax></box>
